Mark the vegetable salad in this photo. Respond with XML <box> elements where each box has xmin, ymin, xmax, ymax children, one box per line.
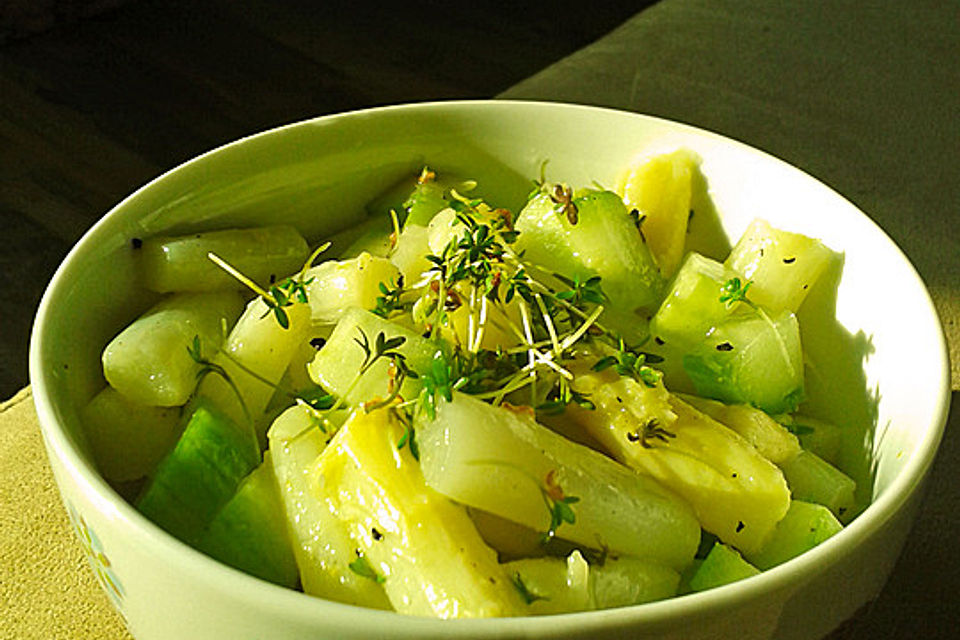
<box><xmin>82</xmin><ymin>149</ymin><xmax>857</xmax><ymax>617</ymax></box>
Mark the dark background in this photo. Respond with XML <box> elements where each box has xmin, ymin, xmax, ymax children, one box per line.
<box><xmin>0</xmin><ymin>0</ymin><xmax>651</xmax><ymax>399</ymax></box>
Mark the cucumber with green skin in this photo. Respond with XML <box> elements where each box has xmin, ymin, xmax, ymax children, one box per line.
<box><xmin>682</xmin><ymin>306</ymin><xmax>805</xmax><ymax>414</ymax></box>
<box><xmin>687</xmin><ymin>541</ymin><xmax>760</xmax><ymax>592</ymax></box>
<box><xmin>136</xmin><ymin>399</ymin><xmax>260</xmax><ymax>544</ymax></box>
<box><xmin>779</xmin><ymin>450</ymin><xmax>857</xmax><ymax>521</ymax></box>
<box><xmin>197</xmin><ymin>454</ymin><xmax>299</xmax><ymax>588</ymax></box>
<box><xmin>514</xmin><ymin>189</ymin><xmax>664</xmax><ymax>344</ymax></box>
<box><xmin>649</xmin><ymin>252</ymin><xmax>743</xmax><ymax>352</ymax></box>
<box><xmin>742</xmin><ymin>500</ymin><xmax>843</xmax><ymax>570</ymax></box>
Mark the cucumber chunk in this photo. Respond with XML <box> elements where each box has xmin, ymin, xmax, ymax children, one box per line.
<box><xmin>725</xmin><ymin>219</ymin><xmax>833</xmax><ymax>313</ymax></box>
<box><xmin>197</xmin><ymin>454</ymin><xmax>299</xmax><ymax>588</ymax></box>
<box><xmin>590</xmin><ymin>555</ymin><xmax>680</xmax><ymax>609</ymax></box>
<box><xmin>193</xmin><ymin>297</ymin><xmax>312</xmax><ymax>447</ymax></box>
<box><xmin>779</xmin><ymin>450</ymin><xmax>857</xmax><ymax>521</ymax></box>
<box><xmin>102</xmin><ymin>291</ymin><xmax>244</xmax><ymax>407</ymax></box>
<box><xmin>514</xmin><ymin>189</ymin><xmax>664</xmax><ymax>344</ymax></box>
<box><xmin>303</xmin><ymin>252</ymin><xmax>401</xmax><ymax>325</ymax></box>
<box><xmin>389</xmin><ymin>223</ymin><xmax>432</xmax><ymax>285</ymax></box>
<box><xmin>138</xmin><ymin>225</ymin><xmax>309</xmax><ymax>293</ymax></box>
<box><xmin>687</xmin><ymin>542</ymin><xmax>760</xmax><ymax>592</ymax></box>
<box><xmin>503</xmin><ymin>551</ymin><xmax>592</xmax><ymax>614</ymax></box>
<box><xmin>648</xmin><ymin>252</ymin><xmax>742</xmax><ymax>352</ymax></box>
<box><xmin>402</xmin><ymin>172</ymin><xmax>459</xmax><ymax>227</ymax></box>
<box><xmin>743</xmin><ymin>500</ymin><xmax>843</xmax><ymax>570</ymax></box>
<box><xmin>307</xmin><ymin>308</ymin><xmax>445</xmax><ymax>407</ymax></box>
<box><xmin>337</xmin><ymin>215</ymin><xmax>394</xmax><ymax>259</ymax></box>
<box><xmin>682</xmin><ymin>307</ymin><xmax>805</xmax><ymax>414</ymax></box>
<box><xmin>364</xmin><ymin>168</ymin><xmax>465</xmax><ymax>228</ymax></box>
<box><xmin>782</xmin><ymin>414</ymin><xmax>844</xmax><ymax>466</ymax></box>
<box><xmin>136</xmin><ymin>399</ymin><xmax>260</xmax><ymax>544</ymax></box>
<box><xmin>81</xmin><ymin>386</ymin><xmax>183</xmax><ymax>483</ymax></box>
<box><xmin>505</xmin><ymin>550</ymin><xmax>679</xmax><ymax>614</ymax></box>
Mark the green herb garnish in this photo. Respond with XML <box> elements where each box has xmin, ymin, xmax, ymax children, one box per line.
<box><xmin>348</xmin><ymin>551</ymin><xmax>385</xmax><ymax>584</ymax></box>
<box><xmin>511</xmin><ymin>573</ymin><xmax>548</xmax><ymax>605</ymax></box>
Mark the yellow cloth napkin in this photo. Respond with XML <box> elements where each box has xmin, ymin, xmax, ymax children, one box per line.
<box><xmin>0</xmin><ymin>387</ymin><xmax>132</xmax><ymax>640</ymax></box>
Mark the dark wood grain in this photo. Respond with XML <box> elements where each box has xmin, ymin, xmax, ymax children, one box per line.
<box><xmin>0</xmin><ymin>0</ymin><xmax>650</xmax><ymax>398</ymax></box>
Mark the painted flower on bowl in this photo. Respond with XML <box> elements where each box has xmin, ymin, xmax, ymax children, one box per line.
<box><xmin>67</xmin><ymin>502</ymin><xmax>126</xmax><ymax>616</ymax></box>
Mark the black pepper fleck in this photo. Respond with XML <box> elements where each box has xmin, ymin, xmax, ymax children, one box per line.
<box><xmin>783</xmin><ymin>257</ymin><xmax>796</xmax><ymax>264</ymax></box>
<box><xmin>310</xmin><ymin>337</ymin><xmax>327</xmax><ymax>350</ymax></box>
<box><xmin>372</xmin><ymin>527</ymin><xmax>383</xmax><ymax>541</ymax></box>
<box><xmin>736</xmin><ymin>521</ymin><xmax>745</xmax><ymax>533</ymax></box>
<box><xmin>716</xmin><ymin>342</ymin><xmax>734</xmax><ymax>352</ymax></box>
<box><xmin>654</xmin><ymin>336</ymin><xmax>665</xmax><ymax>346</ymax></box>
<box><xmin>131</xmin><ymin>237</ymin><xmax>143</xmax><ymax>249</ymax></box>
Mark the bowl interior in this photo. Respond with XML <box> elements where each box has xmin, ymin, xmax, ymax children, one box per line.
<box><xmin>30</xmin><ymin>100</ymin><xmax>951</xmax><ymax>635</ymax></box>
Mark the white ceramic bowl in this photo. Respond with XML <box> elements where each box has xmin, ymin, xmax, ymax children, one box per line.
<box><xmin>30</xmin><ymin>101</ymin><xmax>952</xmax><ymax>640</ymax></box>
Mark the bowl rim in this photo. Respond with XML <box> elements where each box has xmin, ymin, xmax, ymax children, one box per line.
<box><xmin>29</xmin><ymin>99</ymin><xmax>953</xmax><ymax>636</ymax></box>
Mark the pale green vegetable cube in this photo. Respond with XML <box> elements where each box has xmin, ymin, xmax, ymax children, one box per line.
<box><xmin>389</xmin><ymin>223</ymin><xmax>432</xmax><ymax>285</ymax></box>
<box><xmin>267</xmin><ymin>405</ymin><xmax>390</xmax><ymax>608</ymax></box>
<box><xmin>138</xmin><ymin>225</ymin><xmax>309</xmax><ymax>293</ymax></box>
<box><xmin>648</xmin><ymin>252</ymin><xmax>743</xmax><ymax>352</ymax></box>
<box><xmin>102</xmin><ymin>291</ymin><xmax>244</xmax><ymax>407</ymax></box>
<box><xmin>505</xmin><ymin>551</ymin><xmax>679</xmax><ymax>614</ymax></box>
<box><xmin>590</xmin><ymin>555</ymin><xmax>680</xmax><ymax>608</ymax></box>
<box><xmin>194</xmin><ymin>297</ymin><xmax>312</xmax><ymax>447</ymax></box>
<box><xmin>417</xmin><ymin>392</ymin><xmax>701</xmax><ymax>570</ymax></box>
<box><xmin>197</xmin><ymin>454</ymin><xmax>299</xmax><ymax>588</ymax></box>
<box><xmin>682</xmin><ymin>306</ymin><xmax>805</xmax><ymax>414</ymax></box>
<box><xmin>313</xmin><ymin>406</ymin><xmax>525</xmax><ymax>618</ymax></box>
<box><xmin>81</xmin><ymin>386</ymin><xmax>183</xmax><ymax>482</ymax></box>
<box><xmin>687</xmin><ymin>542</ymin><xmax>760</xmax><ymax>592</ymax></box>
<box><xmin>725</xmin><ymin>219</ymin><xmax>833</xmax><ymax>313</ymax></box>
<box><xmin>319</xmin><ymin>214</ymin><xmax>391</xmax><ymax>259</ymax></box>
<box><xmin>744</xmin><ymin>500</ymin><xmax>843</xmax><ymax>570</ymax></box>
<box><xmin>307</xmin><ymin>308</ymin><xmax>444</xmax><ymax>408</ymax></box>
<box><xmin>135</xmin><ymin>399</ymin><xmax>259</xmax><ymax>544</ymax></box>
<box><xmin>779</xmin><ymin>450</ymin><xmax>857</xmax><ymax>521</ymax></box>
<box><xmin>503</xmin><ymin>551</ymin><xmax>592</xmax><ymax>614</ymax></box>
<box><xmin>514</xmin><ymin>189</ymin><xmax>664</xmax><ymax>344</ymax></box>
<box><xmin>303</xmin><ymin>252</ymin><xmax>401</xmax><ymax>325</ymax></box>
<box><xmin>783</xmin><ymin>414</ymin><xmax>844</xmax><ymax>466</ymax></box>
